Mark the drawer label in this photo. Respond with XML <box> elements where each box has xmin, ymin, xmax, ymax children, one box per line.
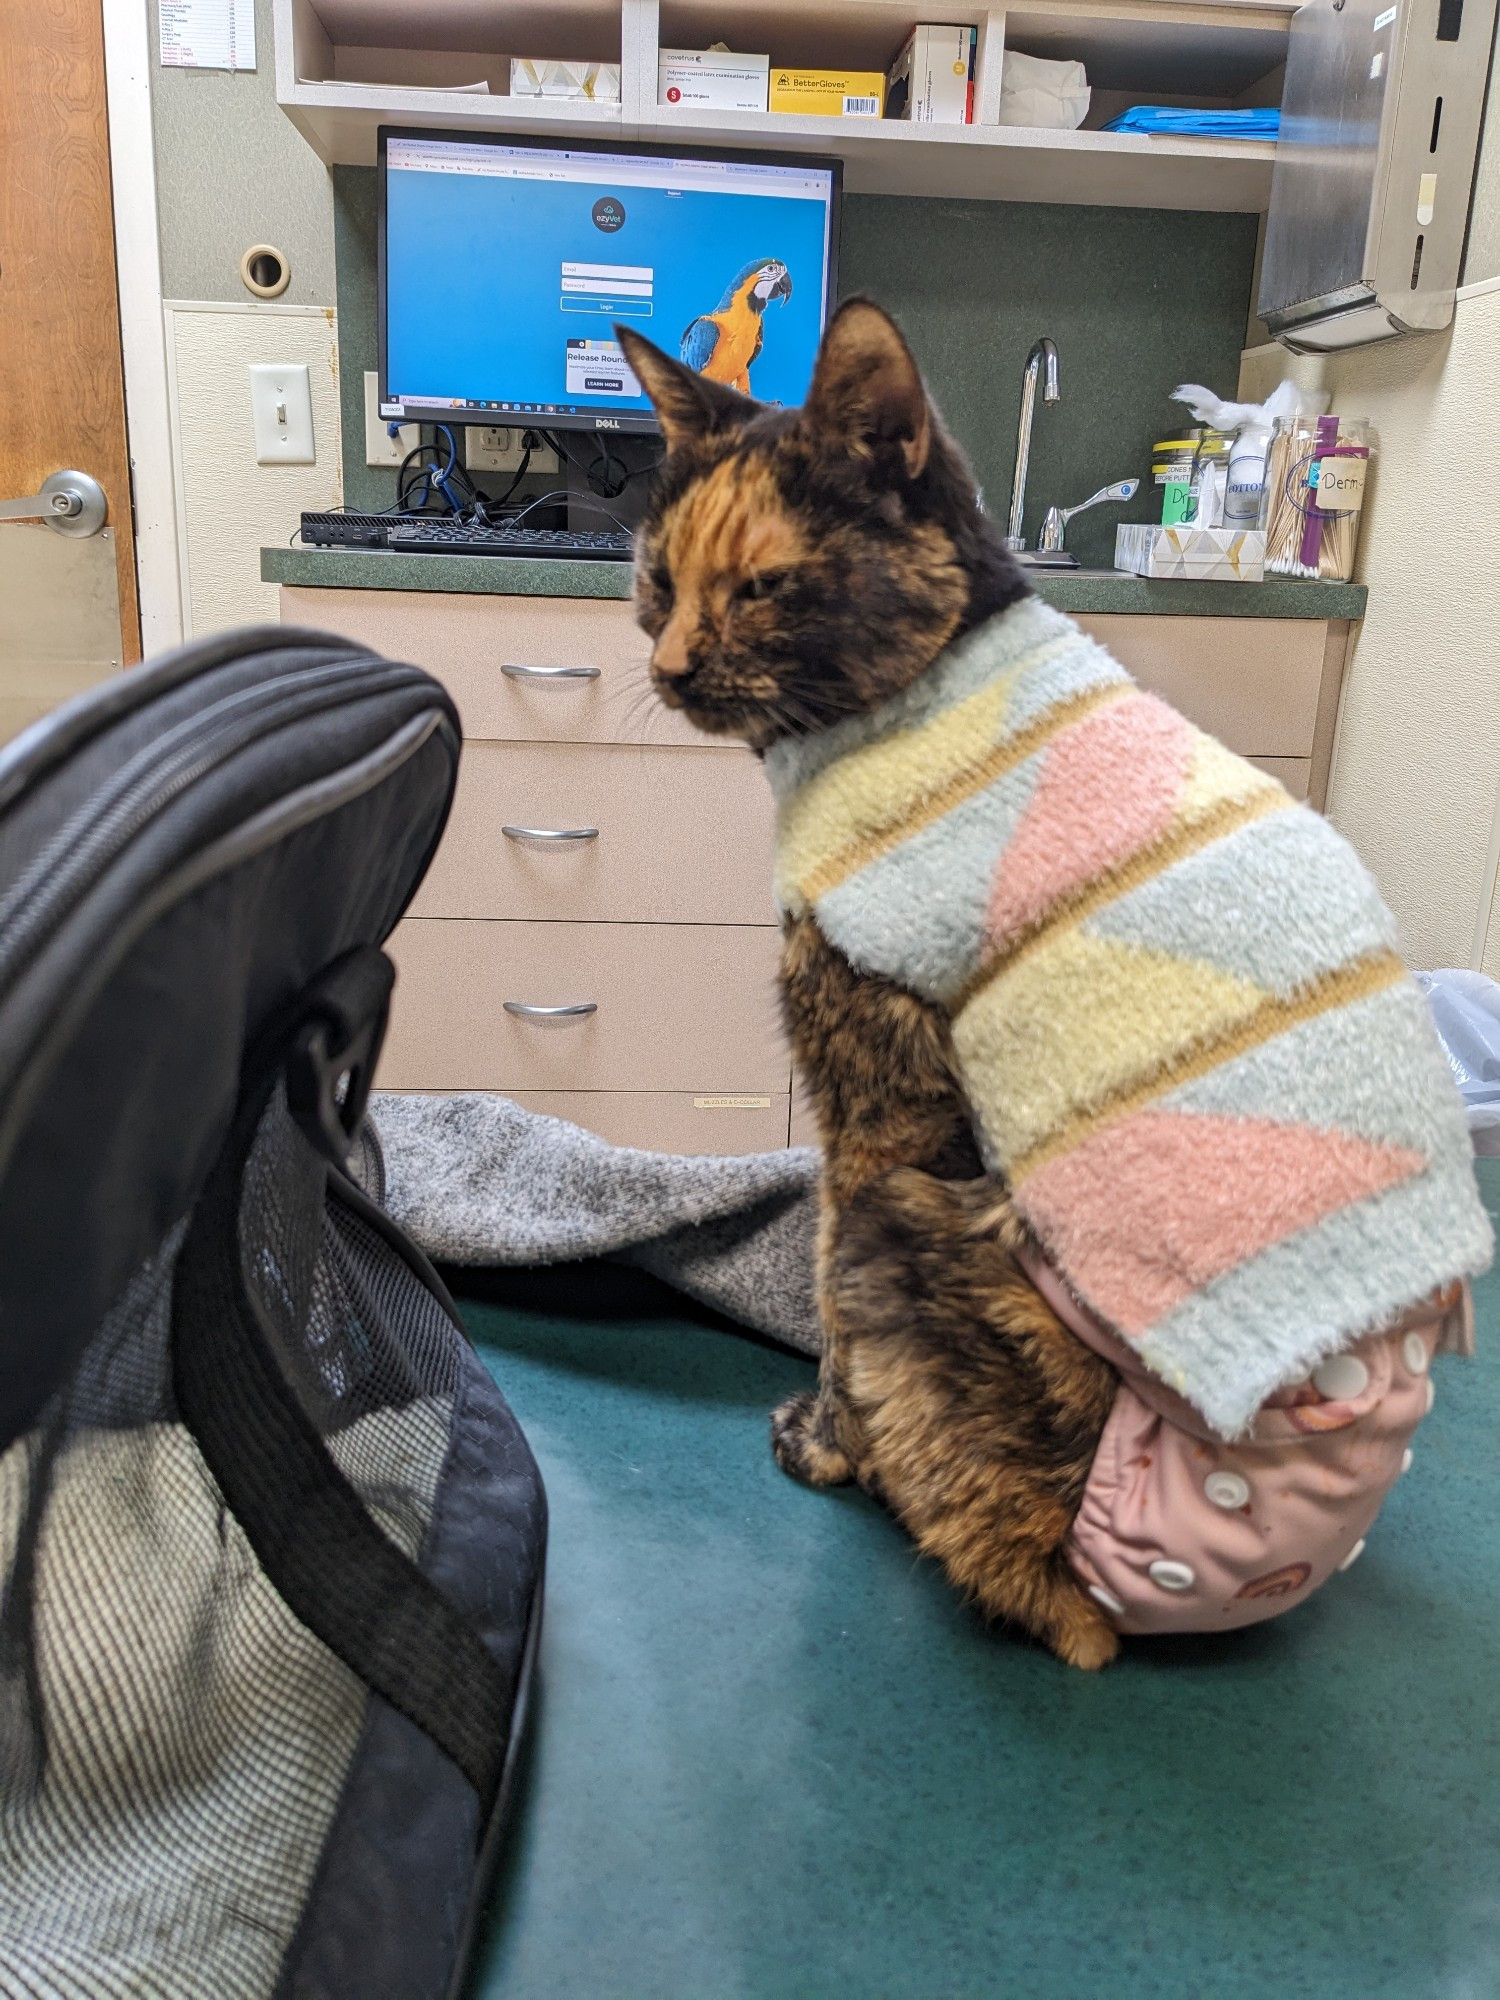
<box><xmin>693</xmin><ymin>1095</ymin><xmax>772</xmax><ymax>1110</ymax></box>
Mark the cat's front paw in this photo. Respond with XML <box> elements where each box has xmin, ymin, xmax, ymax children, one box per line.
<box><xmin>770</xmin><ymin>1391</ymin><xmax>854</xmax><ymax>1488</ymax></box>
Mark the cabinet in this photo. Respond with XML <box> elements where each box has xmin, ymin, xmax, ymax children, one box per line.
<box><xmin>274</xmin><ymin>0</ymin><xmax>1287</xmax><ymax>211</ymax></box>
<box><xmin>280</xmin><ymin>581</ymin><xmax>1350</xmax><ymax>1152</ymax></box>
<box><xmin>282</xmin><ymin>581</ymin><xmax>790</xmax><ymax>1152</ymax></box>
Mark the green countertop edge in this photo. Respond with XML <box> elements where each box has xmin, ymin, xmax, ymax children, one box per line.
<box><xmin>262</xmin><ymin>547</ymin><xmax>1367</xmax><ymax>621</ymax></box>
<box><xmin>265</xmin><ymin>548</ymin><xmax>635</xmax><ymax>601</ymax></box>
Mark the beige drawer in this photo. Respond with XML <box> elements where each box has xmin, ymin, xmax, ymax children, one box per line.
<box><xmin>380</xmin><ymin>918</ymin><xmax>790</xmax><ymax>1093</ymax></box>
<box><xmin>790</xmin><ymin>1073</ymin><xmax>820</xmax><ymax>1151</ymax></box>
<box><xmin>506</xmin><ymin>1089</ymin><xmax>790</xmax><ymax>1155</ymax></box>
<box><xmin>1078</xmin><ymin>615</ymin><xmax>1326</xmax><ymax>758</ymax></box>
<box><xmin>280</xmin><ymin>585</ymin><xmax>707</xmax><ymax>747</ymax></box>
<box><xmin>1247</xmin><ymin>755</ymin><xmax>1310</xmax><ymax>800</ymax></box>
<box><xmin>410</xmin><ymin>741</ymin><xmax>777</xmax><ymax>924</ymax></box>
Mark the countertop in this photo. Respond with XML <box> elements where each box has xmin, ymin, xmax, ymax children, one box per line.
<box><xmin>263</xmin><ymin>547</ymin><xmax>1368</xmax><ymax>621</ymax></box>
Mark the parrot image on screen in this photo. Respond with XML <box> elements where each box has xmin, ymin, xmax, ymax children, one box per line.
<box><xmin>679</xmin><ymin>258</ymin><xmax>793</xmax><ymax>395</ymax></box>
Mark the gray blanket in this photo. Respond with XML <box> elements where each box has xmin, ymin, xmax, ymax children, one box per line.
<box><xmin>369</xmin><ymin>1092</ymin><xmax>823</xmax><ymax>1354</ymax></box>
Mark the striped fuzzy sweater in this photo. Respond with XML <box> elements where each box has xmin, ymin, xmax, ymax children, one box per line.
<box><xmin>766</xmin><ymin>596</ymin><xmax>1492</xmax><ymax>1437</ymax></box>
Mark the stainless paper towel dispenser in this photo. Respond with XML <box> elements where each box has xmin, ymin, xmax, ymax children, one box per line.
<box><xmin>1259</xmin><ymin>0</ymin><xmax>1498</xmax><ymax>352</ymax></box>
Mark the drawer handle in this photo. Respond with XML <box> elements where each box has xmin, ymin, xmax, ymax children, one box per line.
<box><xmin>501</xmin><ymin>824</ymin><xmax>600</xmax><ymax>842</ymax></box>
<box><xmin>503</xmin><ymin>1000</ymin><xmax>598</xmax><ymax>1018</ymax></box>
<box><xmin>501</xmin><ymin>662</ymin><xmax>601</xmax><ymax>680</ymax></box>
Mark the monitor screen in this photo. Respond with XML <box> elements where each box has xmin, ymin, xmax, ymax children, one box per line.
<box><xmin>378</xmin><ymin>129</ymin><xmax>841</xmax><ymax>434</ymax></box>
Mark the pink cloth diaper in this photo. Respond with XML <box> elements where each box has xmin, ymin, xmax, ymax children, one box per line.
<box><xmin>1020</xmin><ymin>1246</ymin><xmax>1471</xmax><ymax>1637</ymax></box>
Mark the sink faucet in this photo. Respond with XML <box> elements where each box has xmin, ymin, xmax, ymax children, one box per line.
<box><xmin>1004</xmin><ymin>337</ymin><xmax>1059</xmax><ymax>553</ymax></box>
<box><xmin>1039</xmin><ymin>479</ymin><xmax>1141</xmax><ymax>554</ymax></box>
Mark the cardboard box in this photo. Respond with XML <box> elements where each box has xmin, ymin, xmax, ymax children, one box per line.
<box><xmin>887</xmin><ymin>26</ymin><xmax>976</xmax><ymax>123</ymax></box>
<box><xmin>511</xmin><ymin>58</ymin><xmax>620</xmax><ymax>102</ymax></box>
<box><xmin>659</xmin><ymin>48</ymin><xmax>769</xmax><ymax>112</ymax></box>
<box><xmin>768</xmin><ymin>67</ymin><xmax>886</xmax><ymax>117</ymax></box>
<box><xmin>1115</xmin><ymin>523</ymin><xmax>1266</xmax><ymax>582</ymax></box>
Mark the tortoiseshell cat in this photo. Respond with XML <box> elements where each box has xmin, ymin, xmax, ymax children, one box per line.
<box><xmin>617</xmin><ymin>302</ymin><xmax>1121</xmax><ymax>1669</ymax></box>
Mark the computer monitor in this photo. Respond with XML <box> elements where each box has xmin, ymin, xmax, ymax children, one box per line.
<box><xmin>378</xmin><ymin>128</ymin><xmax>842</xmax><ymax>435</ymax></box>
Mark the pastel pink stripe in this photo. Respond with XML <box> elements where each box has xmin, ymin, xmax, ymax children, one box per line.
<box><xmin>986</xmin><ymin>692</ymin><xmax>1193</xmax><ymax>948</ymax></box>
<box><xmin>1020</xmin><ymin>1108</ymin><xmax>1427</xmax><ymax>1336</ymax></box>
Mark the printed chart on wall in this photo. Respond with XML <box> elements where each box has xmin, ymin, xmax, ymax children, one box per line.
<box><xmin>383</xmin><ymin>137</ymin><xmax>838</xmax><ymax>428</ymax></box>
<box><xmin>159</xmin><ymin>0</ymin><xmax>255</xmax><ymax>71</ymax></box>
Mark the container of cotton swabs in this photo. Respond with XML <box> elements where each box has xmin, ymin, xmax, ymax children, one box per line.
<box><xmin>1261</xmin><ymin>414</ymin><xmax>1374</xmax><ymax>580</ymax></box>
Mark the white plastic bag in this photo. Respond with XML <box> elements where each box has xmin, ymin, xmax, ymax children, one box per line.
<box><xmin>1417</xmin><ymin>969</ymin><xmax>1500</xmax><ymax>1155</ymax></box>
<box><xmin>998</xmin><ymin>51</ymin><xmax>1090</xmax><ymax>130</ymax></box>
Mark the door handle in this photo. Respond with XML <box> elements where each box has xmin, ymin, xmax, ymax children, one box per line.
<box><xmin>500</xmin><ymin>662</ymin><xmax>601</xmax><ymax>680</ymax></box>
<box><xmin>501</xmin><ymin>825</ymin><xmax>600</xmax><ymax>842</ymax></box>
<box><xmin>502</xmin><ymin>1000</ymin><xmax>598</xmax><ymax>1017</ymax></box>
<box><xmin>0</xmin><ymin>470</ymin><xmax>108</xmax><ymax>538</ymax></box>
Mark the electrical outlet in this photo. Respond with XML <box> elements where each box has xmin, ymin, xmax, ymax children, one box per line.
<box><xmin>463</xmin><ymin>425</ymin><xmax>560</xmax><ymax>474</ymax></box>
<box><xmin>364</xmin><ymin>372</ymin><xmax>419</xmax><ymax>467</ymax></box>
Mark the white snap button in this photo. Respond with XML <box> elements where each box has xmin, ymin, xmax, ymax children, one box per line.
<box><xmin>1337</xmin><ymin>1538</ymin><xmax>1366</xmax><ymax>1571</ymax></box>
<box><xmin>1403</xmin><ymin>1332</ymin><xmax>1430</xmax><ymax>1374</ymax></box>
<box><xmin>1204</xmin><ymin>1471</ymin><xmax>1251</xmax><ymax>1509</ymax></box>
<box><xmin>1425</xmin><ymin>1376</ymin><xmax>1436</xmax><ymax>1414</ymax></box>
<box><xmin>1088</xmin><ymin>1584</ymin><xmax>1126</xmax><ymax>1617</ymax></box>
<box><xmin>1313</xmin><ymin>1352</ymin><xmax>1369</xmax><ymax>1401</ymax></box>
<box><xmin>1400</xmin><ymin>1447</ymin><xmax>1413</xmax><ymax>1474</ymax></box>
<box><xmin>1148</xmin><ymin>1559</ymin><xmax>1196</xmax><ymax>1592</ymax></box>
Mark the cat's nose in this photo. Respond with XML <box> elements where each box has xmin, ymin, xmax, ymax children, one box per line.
<box><xmin>653</xmin><ymin>617</ymin><xmax>694</xmax><ymax>680</ymax></box>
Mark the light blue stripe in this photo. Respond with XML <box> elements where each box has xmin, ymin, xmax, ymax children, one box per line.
<box><xmin>1130</xmin><ymin>1158</ymin><xmax>1492</xmax><ymax>1438</ymax></box>
<box><xmin>1003</xmin><ymin>629</ymin><xmax>1131</xmax><ymax>732</ymax></box>
<box><xmin>816</xmin><ymin>751</ymin><xmax>1045</xmax><ymax>1001</ymax></box>
<box><xmin>1086</xmin><ymin>807</ymin><xmax>1397</xmax><ymax>997</ymax></box>
<box><xmin>1163</xmin><ymin>980</ymin><xmax>1469</xmax><ymax>1154</ymax></box>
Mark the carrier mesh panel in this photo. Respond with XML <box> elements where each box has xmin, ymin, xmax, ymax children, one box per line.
<box><xmin>0</xmin><ymin>1093</ymin><xmax>468</xmax><ymax>1998</ymax></box>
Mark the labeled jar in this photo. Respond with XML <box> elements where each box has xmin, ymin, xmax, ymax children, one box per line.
<box><xmin>1186</xmin><ymin>430</ymin><xmax>1234</xmax><ymax>529</ymax></box>
<box><xmin>1152</xmin><ymin>432</ymin><xmax>1200</xmax><ymax>526</ymax></box>
<box><xmin>1224</xmin><ymin>426</ymin><xmax>1271</xmax><ymax>526</ymax></box>
<box><xmin>1261</xmin><ymin>415</ymin><xmax>1374</xmax><ymax>580</ymax></box>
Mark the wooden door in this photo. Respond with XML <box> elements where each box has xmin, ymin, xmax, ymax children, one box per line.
<box><xmin>0</xmin><ymin>0</ymin><xmax>141</xmax><ymax>742</ymax></box>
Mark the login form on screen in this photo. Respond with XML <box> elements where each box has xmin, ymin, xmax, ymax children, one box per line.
<box><xmin>382</xmin><ymin>135</ymin><xmax>838</xmax><ymax>429</ymax></box>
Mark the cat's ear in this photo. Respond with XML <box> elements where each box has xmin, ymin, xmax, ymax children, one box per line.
<box><xmin>802</xmin><ymin>299</ymin><xmax>931</xmax><ymax>479</ymax></box>
<box><xmin>615</xmin><ymin>326</ymin><xmax>761</xmax><ymax>452</ymax></box>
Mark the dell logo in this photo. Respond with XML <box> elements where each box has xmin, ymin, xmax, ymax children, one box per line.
<box><xmin>594</xmin><ymin>416</ymin><xmax>621</xmax><ymax>429</ymax></box>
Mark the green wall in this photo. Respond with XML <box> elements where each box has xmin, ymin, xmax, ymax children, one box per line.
<box><xmin>336</xmin><ymin>167</ymin><xmax>1257</xmax><ymax>568</ymax></box>
<box><xmin>334</xmin><ymin>169</ymin><xmax>391</xmax><ymax>514</ymax></box>
<box><xmin>150</xmin><ymin>0</ymin><xmax>336</xmax><ymax>306</ymax></box>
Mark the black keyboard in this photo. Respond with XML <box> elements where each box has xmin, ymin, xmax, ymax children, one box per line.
<box><xmin>299</xmin><ymin>512</ymin><xmax>633</xmax><ymax>561</ymax></box>
<box><xmin>389</xmin><ymin>521</ymin><xmax>634</xmax><ymax>560</ymax></box>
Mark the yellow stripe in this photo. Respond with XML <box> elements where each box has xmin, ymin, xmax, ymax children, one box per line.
<box><xmin>999</xmin><ymin>948</ymin><xmax>1409</xmax><ymax>1185</ymax></box>
<box><xmin>951</xmin><ymin>776</ymin><xmax>1291</xmax><ymax>1015</ymax></box>
<box><xmin>786</xmin><ymin>676</ymin><xmax>1130</xmax><ymax>907</ymax></box>
<box><xmin>776</xmin><ymin>668</ymin><xmax>1014</xmax><ymax>905</ymax></box>
<box><xmin>955</xmin><ymin>930</ymin><xmax>1267</xmax><ymax>1167</ymax></box>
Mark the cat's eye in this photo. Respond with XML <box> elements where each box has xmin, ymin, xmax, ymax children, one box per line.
<box><xmin>736</xmin><ymin>570</ymin><xmax>789</xmax><ymax>602</ymax></box>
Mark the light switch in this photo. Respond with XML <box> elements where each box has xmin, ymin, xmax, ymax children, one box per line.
<box><xmin>249</xmin><ymin>362</ymin><xmax>315</xmax><ymax>464</ymax></box>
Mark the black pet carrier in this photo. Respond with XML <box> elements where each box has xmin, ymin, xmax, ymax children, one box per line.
<box><xmin>0</xmin><ymin>627</ymin><xmax>546</xmax><ymax>1998</ymax></box>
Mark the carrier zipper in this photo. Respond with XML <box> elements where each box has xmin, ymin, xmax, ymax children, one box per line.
<box><xmin>0</xmin><ymin>657</ymin><xmax>433</xmax><ymax>1000</ymax></box>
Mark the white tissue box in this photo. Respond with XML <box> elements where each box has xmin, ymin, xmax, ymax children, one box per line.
<box><xmin>1115</xmin><ymin>524</ymin><xmax>1266</xmax><ymax>582</ymax></box>
<box><xmin>511</xmin><ymin>58</ymin><xmax>621</xmax><ymax>102</ymax></box>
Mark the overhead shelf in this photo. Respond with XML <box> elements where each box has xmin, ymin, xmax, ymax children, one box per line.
<box><xmin>275</xmin><ymin>0</ymin><xmax>1285</xmax><ymax>212</ymax></box>
<box><xmin>650</xmin><ymin>108</ymin><xmax>1274</xmax><ymax>208</ymax></box>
